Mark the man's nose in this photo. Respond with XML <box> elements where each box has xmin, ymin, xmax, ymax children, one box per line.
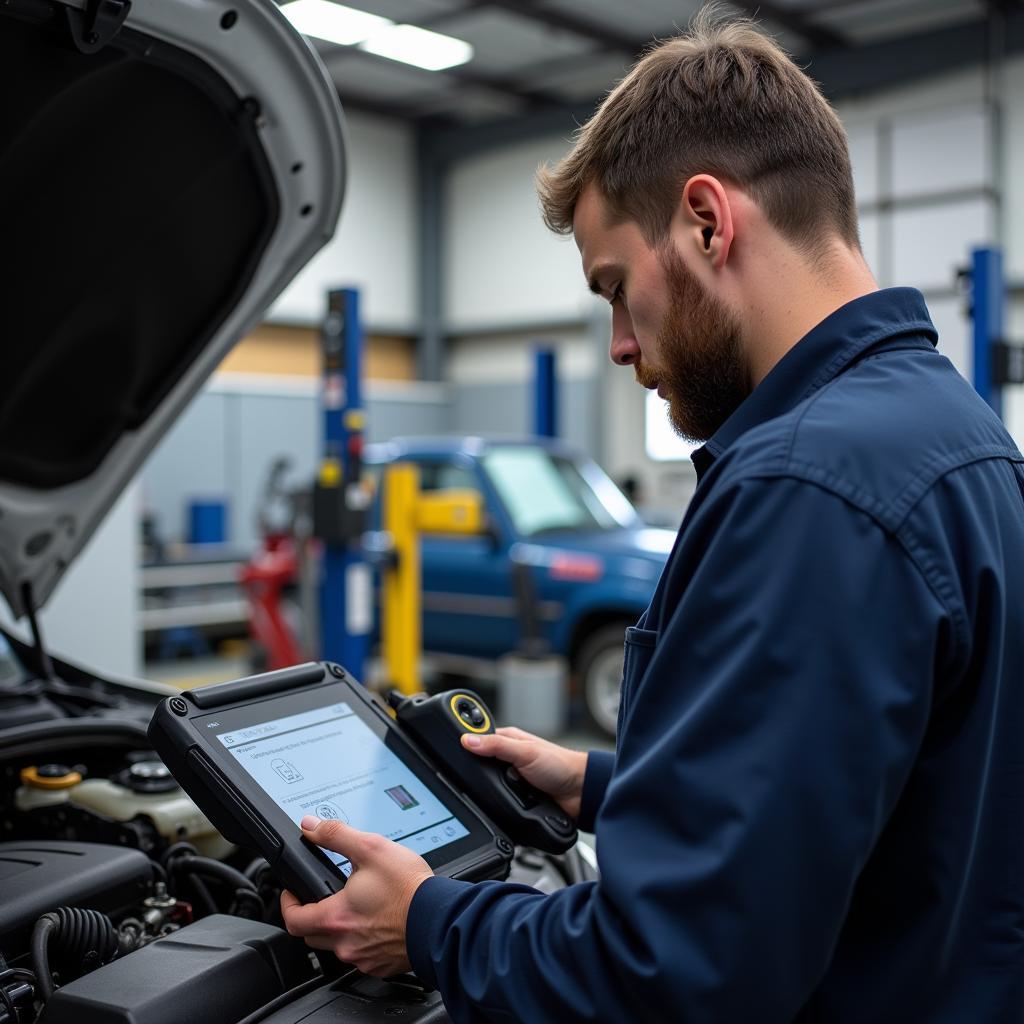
<box><xmin>610</xmin><ymin>309</ymin><xmax>640</xmax><ymax>366</ymax></box>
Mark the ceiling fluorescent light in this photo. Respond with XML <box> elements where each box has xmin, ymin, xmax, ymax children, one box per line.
<box><xmin>360</xmin><ymin>24</ymin><xmax>473</xmax><ymax>71</ymax></box>
<box><xmin>282</xmin><ymin>0</ymin><xmax>392</xmax><ymax>46</ymax></box>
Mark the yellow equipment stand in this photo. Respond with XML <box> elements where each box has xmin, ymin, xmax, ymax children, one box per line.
<box><xmin>382</xmin><ymin>463</ymin><xmax>484</xmax><ymax>695</ymax></box>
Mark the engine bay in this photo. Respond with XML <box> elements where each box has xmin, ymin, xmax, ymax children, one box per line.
<box><xmin>0</xmin><ymin>646</ymin><xmax>595</xmax><ymax>1023</ymax></box>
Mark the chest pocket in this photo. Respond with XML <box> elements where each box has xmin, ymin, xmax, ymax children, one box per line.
<box><xmin>617</xmin><ymin>626</ymin><xmax>658</xmax><ymax>734</ymax></box>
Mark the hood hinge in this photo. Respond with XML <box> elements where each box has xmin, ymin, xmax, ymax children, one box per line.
<box><xmin>65</xmin><ymin>0</ymin><xmax>131</xmax><ymax>55</ymax></box>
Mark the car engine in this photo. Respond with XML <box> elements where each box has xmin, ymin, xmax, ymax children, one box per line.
<box><xmin>0</xmin><ymin>646</ymin><xmax>594</xmax><ymax>1023</ymax></box>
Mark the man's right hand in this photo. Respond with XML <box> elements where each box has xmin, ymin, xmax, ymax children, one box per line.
<box><xmin>461</xmin><ymin>727</ymin><xmax>588</xmax><ymax>821</ymax></box>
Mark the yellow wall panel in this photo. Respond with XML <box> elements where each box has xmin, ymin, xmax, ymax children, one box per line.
<box><xmin>217</xmin><ymin>323</ymin><xmax>416</xmax><ymax>380</ymax></box>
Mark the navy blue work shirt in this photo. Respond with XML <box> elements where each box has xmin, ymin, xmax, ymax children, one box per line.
<box><xmin>406</xmin><ymin>288</ymin><xmax>1024</xmax><ymax>1022</ymax></box>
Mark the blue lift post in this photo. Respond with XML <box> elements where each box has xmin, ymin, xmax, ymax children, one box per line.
<box><xmin>971</xmin><ymin>246</ymin><xmax>1006</xmax><ymax>419</ymax></box>
<box><xmin>316</xmin><ymin>287</ymin><xmax>371</xmax><ymax>680</ymax></box>
<box><xmin>534</xmin><ymin>346</ymin><xmax>557</xmax><ymax>438</ymax></box>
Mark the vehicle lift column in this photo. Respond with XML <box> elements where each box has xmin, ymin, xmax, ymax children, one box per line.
<box><xmin>968</xmin><ymin>246</ymin><xmax>1024</xmax><ymax>418</ymax></box>
<box><xmin>534</xmin><ymin>345</ymin><xmax>558</xmax><ymax>438</ymax></box>
<box><xmin>382</xmin><ymin>465</ymin><xmax>483</xmax><ymax>696</ymax></box>
<box><xmin>314</xmin><ymin>288</ymin><xmax>372</xmax><ymax>680</ymax></box>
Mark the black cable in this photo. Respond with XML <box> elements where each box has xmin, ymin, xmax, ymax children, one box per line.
<box><xmin>20</xmin><ymin>582</ymin><xmax>55</xmax><ymax>683</ymax></box>
<box><xmin>150</xmin><ymin>860</ymin><xmax>167</xmax><ymax>887</ymax></box>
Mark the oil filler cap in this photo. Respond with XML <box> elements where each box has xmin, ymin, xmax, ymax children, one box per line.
<box><xmin>21</xmin><ymin>764</ymin><xmax>83</xmax><ymax>789</ymax></box>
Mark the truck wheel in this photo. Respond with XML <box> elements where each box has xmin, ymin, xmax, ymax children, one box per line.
<box><xmin>576</xmin><ymin>623</ymin><xmax>629</xmax><ymax>738</ymax></box>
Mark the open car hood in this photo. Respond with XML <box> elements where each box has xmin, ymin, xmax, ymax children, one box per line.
<box><xmin>0</xmin><ymin>0</ymin><xmax>345</xmax><ymax>619</ymax></box>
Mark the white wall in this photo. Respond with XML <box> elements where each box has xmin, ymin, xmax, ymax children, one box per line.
<box><xmin>441</xmin><ymin>57</ymin><xmax>1024</xmax><ymax>511</ymax></box>
<box><xmin>0</xmin><ymin>483</ymin><xmax>141</xmax><ymax>679</ymax></box>
<box><xmin>267</xmin><ymin>111</ymin><xmax>418</xmax><ymax>330</ymax></box>
<box><xmin>444</xmin><ymin>136</ymin><xmax>597</xmax><ymax>330</ymax></box>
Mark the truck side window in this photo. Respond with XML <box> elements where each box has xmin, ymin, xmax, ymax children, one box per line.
<box><xmin>419</xmin><ymin>463</ymin><xmax>479</xmax><ymax>494</ymax></box>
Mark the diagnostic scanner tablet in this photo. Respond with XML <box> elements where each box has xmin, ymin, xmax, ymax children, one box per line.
<box><xmin>148</xmin><ymin>662</ymin><xmax>513</xmax><ymax>903</ymax></box>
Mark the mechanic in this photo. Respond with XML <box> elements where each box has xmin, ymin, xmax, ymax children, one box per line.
<box><xmin>281</xmin><ymin>11</ymin><xmax>1024</xmax><ymax>1021</ymax></box>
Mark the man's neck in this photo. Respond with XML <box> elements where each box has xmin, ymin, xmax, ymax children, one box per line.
<box><xmin>739</xmin><ymin>244</ymin><xmax>878</xmax><ymax>389</ymax></box>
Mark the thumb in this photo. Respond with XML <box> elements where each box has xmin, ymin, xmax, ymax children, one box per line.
<box><xmin>461</xmin><ymin>731</ymin><xmax>527</xmax><ymax>765</ymax></box>
<box><xmin>300</xmin><ymin>815</ymin><xmax>369</xmax><ymax>860</ymax></box>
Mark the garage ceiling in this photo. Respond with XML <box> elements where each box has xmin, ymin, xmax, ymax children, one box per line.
<box><xmin>280</xmin><ymin>0</ymin><xmax>1002</xmax><ymax>123</ymax></box>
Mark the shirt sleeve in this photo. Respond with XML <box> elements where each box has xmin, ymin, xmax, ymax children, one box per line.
<box><xmin>405</xmin><ymin>476</ymin><xmax>952</xmax><ymax>1023</ymax></box>
<box><xmin>577</xmin><ymin>749</ymin><xmax>615</xmax><ymax>832</ymax></box>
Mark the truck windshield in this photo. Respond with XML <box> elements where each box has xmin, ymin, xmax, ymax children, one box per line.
<box><xmin>482</xmin><ymin>447</ymin><xmax>638</xmax><ymax>536</ymax></box>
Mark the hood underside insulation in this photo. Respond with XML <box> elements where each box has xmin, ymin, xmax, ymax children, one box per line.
<box><xmin>0</xmin><ymin>7</ymin><xmax>279</xmax><ymax>489</ymax></box>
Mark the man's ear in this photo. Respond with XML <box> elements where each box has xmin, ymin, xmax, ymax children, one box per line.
<box><xmin>679</xmin><ymin>175</ymin><xmax>734</xmax><ymax>269</ymax></box>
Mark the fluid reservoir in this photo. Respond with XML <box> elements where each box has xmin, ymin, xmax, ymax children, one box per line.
<box><xmin>69</xmin><ymin>761</ymin><xmax>234</xmax><ymax>860</ymax></box>
<box><xmin>15</xmin><ymin>764</ymin><xmax>82</xmax><ymax>811</ymax></box>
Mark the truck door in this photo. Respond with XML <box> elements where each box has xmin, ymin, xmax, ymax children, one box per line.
<box><xmin>415</xmin><ymin>460</ymin><xmax>519</xmax><ymax>659</ymax></box>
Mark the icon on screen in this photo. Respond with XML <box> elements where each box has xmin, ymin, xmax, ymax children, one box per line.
<box><xmin>271</xmin><ymin>758</ymin><xmax>303</xmax><ymax>783</ymax></box>
<box><xmin>223</xmin><ymin>735</ymin><xmax>235</xmax><ymax>745</ymax></box>
<box><xmin>385</xmin><ymin>785</ymin><xmax>419</xmax><ymax>810</ymax></box>
<box><xmin>315</xmin><ymin>802</ymin><xmax>349</xmax><ymax>823</ymax></box>
<box><xmin>444</xmin><ymin>825</ymin><xmax>456</xmax><ymax>837</ymax></box>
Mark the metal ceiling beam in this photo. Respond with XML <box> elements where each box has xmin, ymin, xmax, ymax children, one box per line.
<box><xmin>727</xmin><ymin>1</ymin><xmax>848</xmax><ymax>50</ymax></box>
<box><xmin>418</xmin><ymin>8</ymin><xmax>1024</xmax><ymax>164</ymax></box>
<box><xmin>323</xmin><ymin>48</ymin><xmax>563</xmax><ymax>113</ymax></box>
<box><xmin>807</xmin><ymin>6</ymin><xmax>1024</xmax><ymax>95</ymax></box>
<box><xmin>481</xmin><ymin>0</ymin><xmax>651</xmax><ymax>55</ymax></box>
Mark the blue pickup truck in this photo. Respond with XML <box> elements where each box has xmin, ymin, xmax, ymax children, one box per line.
<box><xmin>366</xmin><ymin>437</ymin><xmax>674</xmax><ymax>735</ymax></box>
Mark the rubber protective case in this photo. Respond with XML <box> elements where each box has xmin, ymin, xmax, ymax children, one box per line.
<box><xmin>147</xmin><ymin>662</ymin><xmax>513</xmax><ymax>903</ymax></box>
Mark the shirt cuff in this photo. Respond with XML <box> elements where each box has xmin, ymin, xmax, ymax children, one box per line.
<box><xmin>406</xmin><ymin>874</ymin><xmax>472</xmax><ymax>989</ymax></box>
<box><xmin>577</xmin><ymin>749</ymin><xmax>615</xmax><ymax>833</ymax></box>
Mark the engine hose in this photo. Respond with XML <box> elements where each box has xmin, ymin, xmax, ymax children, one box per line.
<box><xmin>189</xmin><ymin>874</ymin><xmax>219</xmax><ymax>918</ymax></box>
<box><xmin>176</xmin><ymin>854</ymin><xmax>258</xmax><ymax>896</ymax></box>
<box><xmin>166</xmin><ymin>848</ymin><xmax>264</xmax><ymax>919</ymax></box>
<box><xmin>230</xmin><ymin>888</ymin><xmax>266</xmax><ymax>919</ymax></box>
<box><xmin>244</xmin><ymin>857</ymin><xmax>271</xmax><ymax>884</ymax></box>
<box><xmin>161</xmin><ymin>841</ymin><xmax>200</xmax><ymax>874</ymax></box>
<box><xmin>31</xmin><ymin>907</ymin><xmax>118</xmax><ymax>1002</ymax></box>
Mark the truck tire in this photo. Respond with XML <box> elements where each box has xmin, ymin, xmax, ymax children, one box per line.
<box><xmin>576</xmin><ymin>623</ymin><xmax>630</xmax><ymax>738</ymax></box>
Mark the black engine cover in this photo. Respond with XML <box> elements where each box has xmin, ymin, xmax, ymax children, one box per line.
<box><xmin>38</xmin><ymin>915</ymin><xmax>314</xmax><ymax>1024</ymax></box>
<box><xmin>0</xmin><ymin>840</ymin><xmax>151</xmax><ymax>953</ymax></box>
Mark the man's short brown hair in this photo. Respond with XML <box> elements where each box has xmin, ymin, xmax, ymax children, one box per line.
<box><xmin>537</xmin><ymin>8</ymin><xmax>859</xmax><ymax>255</ymax></box>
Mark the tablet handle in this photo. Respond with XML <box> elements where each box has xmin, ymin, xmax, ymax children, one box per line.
<box><xmin>189</xmin><ymin>662</ymin><xmax>330</xmax><ymax>708</ymax></box>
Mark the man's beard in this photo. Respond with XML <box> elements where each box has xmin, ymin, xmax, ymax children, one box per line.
<box><xmin>634</xmin><ymin>246</ymin><xmax>748</xmax><ymax>444</ymax></box>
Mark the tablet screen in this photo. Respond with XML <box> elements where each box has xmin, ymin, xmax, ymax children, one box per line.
<box><xmin>213</xmin><ymin>700</ymin><xmax>470</xmax><ymax>876</ymax></box>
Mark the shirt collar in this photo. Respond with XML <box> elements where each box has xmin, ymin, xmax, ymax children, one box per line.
<box><xmin>691</xmin><ymin>287</ymin><xmax>937</xmax><ymax>480</ymax></box>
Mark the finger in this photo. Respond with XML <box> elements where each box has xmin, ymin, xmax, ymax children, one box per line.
<box><xmin>495</xmin><ymin>726</ymin><xmax>536</xmax><ymax>741</ymax></box>
<box><xmin>300</xmin><ymin>815</ymin><xmax>373</xmax><ymax>862</ymax></box>
<box><xmin>280</xmin><ymin>894</ymin><xmax>331</xmax><ymax>937</ymax></box>
<box><xmin>280</xmin><ymin>890</ymin><xmax>302</xmax><ymax>914</ymax></box>
<box><xmin>460</xmin><ymin>730</ymin><xmax>529</xmax><ymax>763</ymax></box>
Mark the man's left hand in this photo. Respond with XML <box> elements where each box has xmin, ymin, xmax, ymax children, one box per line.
<box><xmin>280</xmin><ymin>815</ymin><xmax>434</xmax><ymax>976</ymax></box>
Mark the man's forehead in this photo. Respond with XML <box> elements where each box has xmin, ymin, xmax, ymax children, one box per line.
<box><xmin>573</xmin><ymin>184</ymin><xmax>614</xmax><ymax>243</ymax></box>
<box><xmin>574</xmin><ymin>184</ymin><xmax>622</xmax><ymax>277</ymax></box>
